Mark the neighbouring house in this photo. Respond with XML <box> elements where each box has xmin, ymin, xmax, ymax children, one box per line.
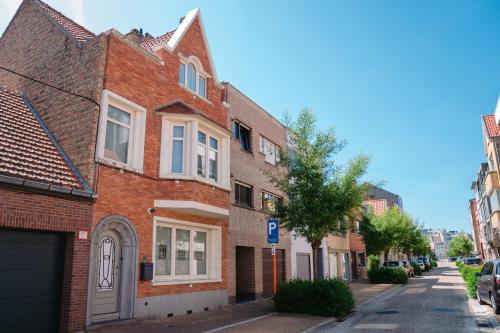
<box><xmin>349</xmin><ymin>219</ymin><xmax>367</xmax><ymax>279</ymax></box>
<box><xmin>0</xmin><ymin>87</ymin><xmax>94</xmax><ymax>332</ymax></box>
<box><xmin>1</xmin><ymin>0</ymin><xmax>230</xmax><ymax>329</ymax></box>
<box><xmin>470</xmin><ymin>108</ymin><xmax>500</xmax><ymax>260</ymax></box>
<box><xmin>223</xmin><ymin>82</ymin><xmax>291</xmax><ymax>302</ymax></box>
<box><xmin>326</xmin><ymin>231</ymin><xmax>351</xmax><ymax>280</ymax></box>
<box><xmin>468</xmin><ymin>199</ymin><xmax>485</xmax><ymax>258</ymax></box>
<box><xmin>290</xmin><ymin>233</ymin><xmax>329</xmax><ymax>281</ymax></box>
<box><xmin>364</xmin><ymin>186</ymin><xmax>404</xmax><ymax>262</ymax></box>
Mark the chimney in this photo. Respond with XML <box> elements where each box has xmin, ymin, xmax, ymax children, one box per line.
<box><xmin>125</xmin><ymin>28</ymin><xmax>144</xmax><ymax>44</ymax></box>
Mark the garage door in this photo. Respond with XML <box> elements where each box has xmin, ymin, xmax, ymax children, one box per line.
<box><xmin>262</xmin><ymin>248</ymin><xmax>285</xmax><ymax>298</ymax></box>
<box><xmin>0</xmin><ymin>229</ymin><xmax>65</xmax><ymax>333</ymax></box>
<box><xmin>296</xmin><ymin>253</ymin><xmax>311</xmax><ymax>281</ymax></box>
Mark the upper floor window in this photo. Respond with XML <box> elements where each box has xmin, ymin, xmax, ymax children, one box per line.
<box><xmin>197</xmin><ymin>131</ymin><xmax>218</xmax><ymax>181</ymax></box>
<box><xmin>235</xmin><ymin>182</ymin><xmax>252</xmax><ymax>207</ymax></box>
<box><xmin>159</xmin><ymin>114</ymin><xmax>230</xmax><ymax>190</ymax></box>
<box><xmin>232</xmin><ymin>120</ymin><xmax>251</xmax><ymax>152</ymax></box>
<box><xmin>97</xmin><ymin>90</ymin><xmax>146</xmax><ymax>172</ymax></box>
<box><xmin>259</xmin><ymin>136</ymin><xmax>280</xmax><ymax>165</ymax></box>
<box><xmin>261</xmin><ymin>191</ymin><xmax>282</xmax><ymax>213</ymax></box>
<box><xmin>179</xmin><ymin>56</ymin><xmax>207</xmax><ymax>99</ymax></box>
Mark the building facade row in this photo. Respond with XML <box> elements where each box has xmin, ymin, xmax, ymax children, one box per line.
<box><xmin>0</xmin><ymin>1</ymin><xmax>367</xmax><ymax>331</ymax></box>
<box><xmin>470</xmin><ymin>100</ymin><xmax>500</xmax><ymax>260</ymax></box>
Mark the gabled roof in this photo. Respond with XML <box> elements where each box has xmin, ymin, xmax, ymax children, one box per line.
<box><xmin>34</xmin><ymin>0</ymin><xmax>94</xmax><ymax>43</ymax></box>
<box><xmin>483</xmin><ymin>115</ymin><xmax>500</xmax><ymax>138</ymax></box>
<box><xmin>140</xmin><ymin>30</ymin><xmax>176</xmax><ymax>54</ymax></box>
<box><xmin>141</xmin><ymin>8</ymin><xmax>220</xmax><ymax>84</ymax></box>
<box><xmin>0</xmin><ymin>87</ymin><xmax>89</xmax><ymax>193</ymax></box>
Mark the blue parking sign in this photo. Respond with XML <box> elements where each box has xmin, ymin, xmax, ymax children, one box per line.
<box><xmin>267</xmin><ymin>219</ymin><xmax>279</xmax><ymax>243</ymax></box>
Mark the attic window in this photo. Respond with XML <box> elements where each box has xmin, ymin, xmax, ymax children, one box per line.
<box><xmin>179</xmin><ymin>57</ymin><xmax>207</xmax><ymax>99</ymax></box>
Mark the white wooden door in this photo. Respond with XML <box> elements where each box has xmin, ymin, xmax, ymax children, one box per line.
<box><xmin>93</xmin><ymin>231</ymin><xmax>121</xmax><ymax>320</ymax></box>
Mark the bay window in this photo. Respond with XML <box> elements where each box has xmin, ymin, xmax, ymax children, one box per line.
<box><xmin>159</xmin><ymin>115</ymin><xmax>230</xmax><ymax>190</ymax></box>
<box><xmin>153</xmin><ymin>217</ymin><xmax>221</xmax><ymax>284</ymax></box>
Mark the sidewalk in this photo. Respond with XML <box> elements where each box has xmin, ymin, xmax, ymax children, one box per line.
<box><xmin>88</xmin><ymin>279</ymin><xmax>396</xmax><ymax>333</ymax></box>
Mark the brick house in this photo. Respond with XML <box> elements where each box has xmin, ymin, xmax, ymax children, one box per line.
<box><xmin>223</xmin><ymin>83</ymin><xmax>291</xmax><ymax>302</ymax></box>
<box><xmin>1</xmin><ymin>0</ymin><xmax>230</xmax><ymax>328</ymax></box>
<box><xmin>364</xmin><ymin>186</ymin><xmax>404</xmax><ymax>262</ymax></box>
<box><xmin>0</xmin><ymin>87</ymin><xmax>93</xmax><ymax>332</ymax></box>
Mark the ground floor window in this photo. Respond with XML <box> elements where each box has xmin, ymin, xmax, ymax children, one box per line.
<box><xmin>153</xmin><ymin>217</ymin><xmax>221</xmax><ymax>284</ymax></box>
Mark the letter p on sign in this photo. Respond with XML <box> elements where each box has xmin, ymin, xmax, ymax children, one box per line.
<box><xmin>267</xmin><ymin>219</ymin><xmax>279</xmax><ymax>244</ymax></box>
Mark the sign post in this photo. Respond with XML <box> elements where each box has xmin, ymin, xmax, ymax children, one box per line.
<box><xmin>267</xmin><ymin>219</ymin><xmax>279</xmax><ymax>296</ymax></box>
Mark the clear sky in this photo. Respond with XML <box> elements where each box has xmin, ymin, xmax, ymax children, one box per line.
<box><xmin>2</xmin><ymin>0</ymin><xmax>500</xmax><ymax>233</ymax></box>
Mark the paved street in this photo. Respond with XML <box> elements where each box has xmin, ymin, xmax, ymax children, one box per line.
<box><xmin>88</xmin><ymin>280</ymin><xmax>395</xmax><ymax>333</ymax></box>
<box><xmin>313</xmin><ymin>263</ymin><xmax>479</xmax><ymax>333</ymax></box>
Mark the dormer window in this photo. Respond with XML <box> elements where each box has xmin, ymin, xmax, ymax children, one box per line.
<box><xmin>179</xmin><ymin>56</ymin><xmax>208</xmax><ymax>99</ymax></box>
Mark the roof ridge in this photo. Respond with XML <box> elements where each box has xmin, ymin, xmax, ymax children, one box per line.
<box><xmin>33</xmin><ymin>0</ymin><xmax>95</xmax><ymax>44</ymax></box>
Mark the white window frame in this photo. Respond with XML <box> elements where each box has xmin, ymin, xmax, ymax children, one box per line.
<box><xmin>171</xmin><ymin>123</ymin><xmax>186</xmax><ymax>174</ymax></box>
<box><xmin>96</xmin><ymin>89</ymin><xmax>146</xmax><ymax>173</ymax></box>
<box><xmin>159</xmin><ymin>114</ymin><xmax>231</xmax><ymax>190</ymax></box>
<box><xmin>259</xmin><ymin>135</ymin><xmax>280</xmax><ymax>166</ymax></box>
<box><xmin>179</xmin><ymin>55</ymin><xmax>209</xmax><ymax>100</ymax></box>
<box><xmin>152</xmin><ymin>217</ymin><xmax>222</xmax><ymax>285</ymax></box>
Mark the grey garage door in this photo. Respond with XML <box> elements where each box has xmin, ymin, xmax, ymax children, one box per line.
<box><xmin>0</xmin><ymin>229</ymin><xmax>65</xmax><ymax>333</ymax></box>
<box><xmin>296</xmin><ymin>253</ymin><xmax>311</xmax><ymax>281</ymax></box>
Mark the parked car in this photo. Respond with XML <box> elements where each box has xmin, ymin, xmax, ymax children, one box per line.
<box><xmin>449</xmin><ymin>257</ymin><xmax>458</xmax><ymax>262</ymax></box>
<box><xmin>382</xmin><ymin>261</ymin><xmax>402</xmax><ymax>268</ymax></box>
<box><xmin>464</xmin><ymin>258</ymin><xmax>482</xmax><ymax>266</ymax></box>
<box><xmin>411</xmin><ymin>260</ymin><xmax>425</xmax><ymax>271</ymax></box>
<box><xmin>476</xmin><ymin>260</ymin><xmax>500</xmax><ymax>314</ymax></box>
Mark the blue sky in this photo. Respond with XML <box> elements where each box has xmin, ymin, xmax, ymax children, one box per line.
<box><xmin>2</xmin><ymin>0</ymin><xmax>500</xmax><ymax>233</ymax></box>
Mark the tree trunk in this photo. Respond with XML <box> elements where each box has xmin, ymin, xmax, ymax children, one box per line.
<box><xmin>311</xmin><ymin>240</ymin><xmax>321</xmax><ymax>281</ymax></box>
<box><xmin>383</xmin><ymin>250</ymin><xmax>389</xmax><ymax>265</ymax></box>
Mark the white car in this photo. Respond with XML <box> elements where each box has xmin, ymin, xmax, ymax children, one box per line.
<box><xmin>411</xmin><ymin>260</ymin><xmax>425</xmax><ymax>270</ymax></box>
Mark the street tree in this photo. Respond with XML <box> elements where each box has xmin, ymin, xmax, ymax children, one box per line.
<box><xmin>360</xmin><ymin>206</ymin><xmax>413</xmax><ymax>263</ymax></box>
<box><xmin>447</xmin><ymin>235</ymin><xmax>473</xmax><ymax>257</ymax></box>
<box><xmin>269</xmin><ymin>109</ymin><xmax>371</xmax><ymax>280</ymax></box>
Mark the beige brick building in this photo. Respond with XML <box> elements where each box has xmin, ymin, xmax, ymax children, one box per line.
<box><xmin>224</xmin><ymin>83</ymin><xmax>291</xmax><ymax>303</ymax></box>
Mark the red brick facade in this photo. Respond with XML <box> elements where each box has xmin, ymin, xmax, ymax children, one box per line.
<box><xmin>0</xmin><ymin>187</ymin><xmax>93</xmax><ymax>332</ymax></box>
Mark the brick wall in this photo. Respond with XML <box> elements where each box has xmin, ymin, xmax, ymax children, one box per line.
<box><xmin>224</xmin><ymin>83</ymin><xmax>291</xmax><ymax>302</ymax></box>
<box><xmin>0</xmin><ymin>187</ymin><xmax>93</xmax><ymax>332</ymax></box>
<box><xmin>0</xmin><ymin>0</ymin><xmax>106</xmax><ymax>186</ymax></box>
<box><xmin>93</xmin><ymin>20</ymin><xmax>230</xmax><ymax>299</ymax></box>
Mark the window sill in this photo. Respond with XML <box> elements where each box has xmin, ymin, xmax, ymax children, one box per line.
<box><xmin>96</xmin><ymin>157</ymin><xmax>143</xmax><ymax>174</ymax></box>
<box><xmin>152</xmin><ymin>277</ymin><xmax>222</xmax><ymax>286</ymax></box>
<box><xmin>178</xmin><ymin>83</ymin><xmax>212</xmax><ymax>105</ymax></box>
<box><xmin>233</xmin><ymin>202</ymin><xmax>254</xmax><ymax>210</ymax></box>
<box><xmin>159</xmin><ymin>173</ymin><xmax>230</xmax><ymax>191</ymax></box>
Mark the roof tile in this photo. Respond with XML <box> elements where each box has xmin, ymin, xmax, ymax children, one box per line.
<box><xmin>0</xmin><ymin>87</ymin><xmax>83</xmax><ymax>189</ymax></box>
<box><xmin>35</xmin><ymin>0</ymin><xmax>94</xmax><ymax>43</ymax></box>
<box><xmin>483</xmin><ymin>115</ymin><xmax>500</xmax><ymax>138</ymax></box>
<box><xmin>140</xmin><ymin>30</ymin><xmax>176</xmax><ymax>54</ymax></box>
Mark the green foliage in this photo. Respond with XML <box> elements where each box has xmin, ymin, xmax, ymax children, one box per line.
<box><xmin>431</xmin><ymin>260</ymin><xmax>437</xmax><ymax>268</ymax></box>
<box><xmin>269</xmin><ymin>109</ymin><xmax>371</xmax><ymax>279</ymax></box>
<box><xmin>368</xmin><ymin>267</ymin><xmax>408</xmax><ymax>284</ymax></box>
<box><xmin>457</xmin><ymin>263</ymin><xmax>482</xmax><ymax>298</ymax></box>
<box><xmin>411</xmin><ymin>262</ymin><xmax>422</xmax><ymax>276</ymax></box>
<box><xmin>367</xmin><ymin>255</ymin><xmax>380</xmax><ymax>272</ymax></box>
<box><xmin>447</xmin><ymin>235</ymin><xmax>474</xmax><ymax>257</ymax></box>
<box><xmin>275</xmin><ymin>278</ymin><xmax>355</xmax><ymax>317</ymax></box>
<box><xmin>424</xmin><ymin>262</ymin><xmax>431</xmax><ymax>271</ymax></box>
